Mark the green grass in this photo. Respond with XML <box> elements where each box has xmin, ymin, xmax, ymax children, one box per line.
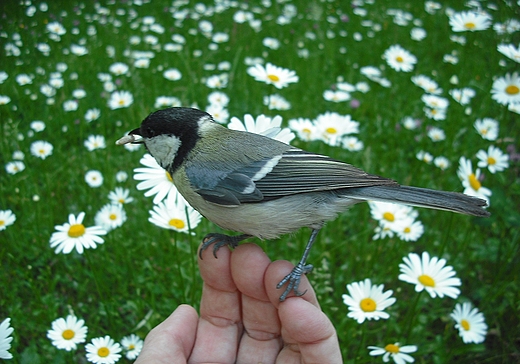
<box><xmin>1</xmin><ymin>0</ymin><xmax>519</xmax><ymax>362</ymax></box>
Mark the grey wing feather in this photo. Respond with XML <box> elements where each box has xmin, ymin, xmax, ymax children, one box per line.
<box><xmin>191</xmin><ymin>147</ymin><xmax>397</xmax><ymax>205</ymax></box>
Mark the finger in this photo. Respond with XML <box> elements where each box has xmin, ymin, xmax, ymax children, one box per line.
<box><xmin>264</xmin><ymin>260</ymin><xmax>319</xmax><ymax>309</ymax></box>
<box><xmin>135</xmin><ymin>304</ymin><xmax>198</xmax><ymax>364</ymax></box>
<box><xmin>189</xmin><ymin>242</ymin><xmax>241</xmax><ymax>363</ymax></box>
<box><xmin>277</xmin><ymin>298</ymin><xmax>342</xmax><ymax>363</ymax></box>
<box><xmin>231</xmin><ymin>244</ymin><xmax>283</xmax><ymax>363</ymax></box>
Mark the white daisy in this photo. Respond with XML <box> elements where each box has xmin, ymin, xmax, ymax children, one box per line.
<box><xmin>288</xmin><ymin>117</ymin><xmax>317</xmax><ymax>141</ymax></box>
<box><xmin>205</xmin><ymin>104</ymin><xmax>229</xmax><ymax>124</ymax></box>
<box><xmin>491</xmin><ymin>72</ymin><xmax>520</xmax><ymax>105</ymax></box>
<box><xmin>94</xmin><ymin>203</ymin><xmax>127</xmax><ymax>232</ymax></box>
<box><xmin>5</xmin><ymin>161</ymin><xmax>25</xmax><ymax>175</ymax></box>
<box><xmin>84</xmin><ymin>135</ymin><xmax>106</xmax><ymax>151</ymax></box>
<box><xmin>367</xmin><ymin>342</ymin><xmax>417</xmax><ymax>364</ymax></box>
<box><xmin>342</xmin><ymin>278</ymin><xmax>396</xmax><ymax>324</ymax></box>
<box><xmin>30</xmin><ymin>120</ymin><xmax>46</xmax><ymax>132</ymax></box>
<box><xmin>433</xmin><ymin>156</ymin><xmax>450</xmax><ymax>170</ymax></box>
<box><xmin>228</xmin><ymin>114</ymin><xmax>295</xmax><ymax>144</ymax></box>
<box><xmin>149</xmin><ymin>200</ymin><xmax>202</xmax><ymax>233</ymax></box>
<box><xmin>0</xmin><ymin>318</ymin><xmax>14</xmax><ymax>359</ymax></box>
<box><xmin>342</xmin><ymin>136</ymin><xmax>364</xmax><ymax>151</ymax></box>
<box><xmin>108</xmin><ymin>187</ymin><xmax>134</xmax><ymax>205</ymax></box>
<box><xmin>474</xmin><ymin>118</ymin><xmax>499</xmax><ymax>141</ymax></box>
<box><xmin>49</xmin><ymin>212</ymin><xmax>107</xmax><ymax>254</ymax></box>
<box><xmin>207</xmin><ymin>91</ymin><xmax>229</xmax><ymax>107</ymax></box>
<box><xmin>398</xmin><ymin>251</ymin><xmax>461</xmax><ymax>299</ymax></box>
<box><xmin>368</xmin><ymin>201</ymin><xmax>418</xmax><ymax>231</ymax></box>
<box><xmin>476</xmin><ymin>145</ymin><xmax>509</xmax><ymax>173</ymax></box>
<box><xmin>85</xmin><ymin>335</ymin><xmax>122</xmax><ymax>364</ymax></box>
<box><xmin>449</xmin><ymin>11</ymin><xmax>492</xmax><ymax>32</ymax></box>
<box><xmin>421</xmin><ymin>94</ymin><xmax>449</xmax><ymax>109</ymax></box>
<box><xmin>449</xmin><ymin>88</ymin><xmax>476</xmax><ymax>105</ymax></box>
<box><xmin>323</xmin><ymin>89</ymin><xmax>351</xmax><ymax>102</ymax></box>
<box><xmin>154</xmin><ymin>96</ymin><xmax>181</xmax><ymax>109</ymax></box>
<box><xmin>395</xmin><ymin>217</ymin><xmax>424</xmax><ymax>242</ymax></box>
<box><xmin>30</xmin><ymin>140</ymin><xmax>53</xmax><ymax>159</ymax></box>
<box><xmin>0</xmin><ymin>210</ymin><xmax>16</xmax><ymax>231</ymax></box>
<box><xmin>427</xmin><ymin>127</ymin><xmax>446</xmax><ymax>142</ymax></box>
<box><xmin>109</xmin><ymin>62</ymin><xmax>129</xmax><ymax>76</ymax></box>
<box><xmin>85</xmin><ymin>170</ymin><xmax>104</xmax><ymax>188</ymax></box>
<box><xmin>47</xmin><ymin>315</ymin><xmax>88</xmax><ymax>351</ymax></box>
<box><xmin>108</xmin><ymin>90</ymin><xmax>134</xmax><ymax>110</ymax></box>
<box><xmin>313</xmin><ymin>112</ymin><xmax>359</xmax><ymax>147</ymax></box>
<box><xmin>120</xmin><ymin>334</ymin><xmax>144</xmax><ymax>360</ymax></box>
<box><xmin>85</xmin><ymin>108</ymin><xmax>101</xmax><ymax>122</ymax></box>
<box><xmin>246</xmin><ymin>62</ymin><xmax>299</xmax><ymax>89</ymax></box>
<box><xmin>411</xmin><ymin>75</ymin><xmax>441</xmax><ymax>94</ymax></box>
<box><xmin>134</xmin><ymin>154</ymin><xmax>183</xmax><ymax>204</ymax></box>
<box><xmin>416</xmin><ymin>150</ymin><xmax>433</xmax><ymax>164</ymax></box>
<box><xmin>263</xmin><ymin>94</ymin><xmax>291</xmax><ymax>110</ymax></box>
<box><xmin>383</xmin><ymin>45</ymin><xmax>417</xmax><ymax>72</ymax></box>
<box><xmin>450</xmin><ymin>302</ymin><xmax>488</xmax><ymax>344</ymax></box>
<box><xmin>163</xmin><ymin>68</ymin><xmax>182</xmax><ymax>81</ymax></box>
<box><xmin>457</xmin><ymin>157</ymin><xmax>492</xmax><ymax>204</ymax></box>
<box><xmin>497</xmin><ymin>43</ymin><xmax>520</xmax><ymax>63</ymax></box>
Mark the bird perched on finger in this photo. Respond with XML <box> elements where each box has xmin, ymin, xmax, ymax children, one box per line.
<box><xmin>117</xmin><ymin>107</ymin><xmax>490</xmax><ymax>301</ymax></box>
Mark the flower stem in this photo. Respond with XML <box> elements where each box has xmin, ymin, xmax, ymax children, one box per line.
<box><xmin>404</xmin><ymin>291</ymin><xmax>423</xmax><ymax>342</ymax></box>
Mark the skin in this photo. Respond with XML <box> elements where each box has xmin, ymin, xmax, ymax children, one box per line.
<box><xmin>134</xmin><ymin>243</ymin><xmax>342</xmax><ymax>363</ymax></box>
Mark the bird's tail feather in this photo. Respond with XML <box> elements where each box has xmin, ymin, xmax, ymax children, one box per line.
<box><xmin>340</xmin><ymin>185</ymin><xmax>490</xmax><ymax>217</ymax></box>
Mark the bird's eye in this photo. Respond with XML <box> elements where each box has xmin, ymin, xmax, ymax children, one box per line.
<box><xmin>146</xmin><ymin>127</ymin><xmax>155</xmax><ymax>137</ymax></box>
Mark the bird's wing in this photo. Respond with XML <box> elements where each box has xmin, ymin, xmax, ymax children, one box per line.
<box><xmin>186</xmin><ymin>146</ymin><xmax>397</xmax><ymax>206</ymax></box>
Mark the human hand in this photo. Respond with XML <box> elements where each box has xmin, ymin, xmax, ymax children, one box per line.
<box><xmin>135</xmin><ymin>242</ymin><xmax>342</xmax><ymax>363</ymax></box>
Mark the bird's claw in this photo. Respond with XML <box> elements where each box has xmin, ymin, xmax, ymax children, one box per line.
<box><xmin>199</xmin><ymin>233</ymin><xmax>250</xmax><ymax>259</ymax></box>
<box><xmin>277</xmin><ymin>262</ymin><xmax>313</xmax><ymax>301</ymax></box>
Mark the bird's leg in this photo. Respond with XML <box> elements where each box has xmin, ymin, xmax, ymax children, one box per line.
<box><xmin>277</xmin><ymin>228</ymin><xmax>320</xmax><ymax>302</ymax></box>
<box><xmin>199</xmin><ymin>233</ymin><xmax>251</xmax><ymax>259</ymax></box>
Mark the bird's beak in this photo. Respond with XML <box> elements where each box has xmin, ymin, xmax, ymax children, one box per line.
<box><xmin>116</xmin><ymin>127</ymin><xmax>144</xmax><ymax>145</ymax></box>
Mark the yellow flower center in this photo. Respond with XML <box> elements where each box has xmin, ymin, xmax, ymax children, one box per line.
<box><xmin>166</xmin><ymin>171</ymin><xmax>173</xmax><ymax>182</ymax></box>
<box><xmin>418</xmin><ymin>274</ymin><xmax>435</xmax><ymax>287</ymax></box>
<box><xmin>505</xmin><ymin>85</ymin><xmax>519</xmax><ymax>95</ymax></box>
<box><xmin>360</xmin><ymin>298</ymin><xmax>377</xmax><ymax>312</ymax></box>
<box><xmin>469</xmin><ymin>173</ymin><xmax>481</xmax><ymax>191</ymax></box>
<box><xmin>302</xmin><ymin>128</ymin><xmax>311</xmax><ymax>134</ymax></box>
<box><xmin>109</xmin><ymin>213</ymin><xmax>117</xmax><ymax>220</ymax></box>
<box><xmin>385</xmin><ymin>344</ymin><xmax>400</xmax><ymax>353</ymax></box>
<box><xmin>395</xmin><ymin>56</ymin><xmax>404</xmax><ymax>63</ymax></box>
<box><xmin>62</xmin><ymin>329</ymin><xmax>75</xmax><ymax>340</ymax></box>
<box><xmin>461</xmin><ymin>319</ymin><xmax>471</xmax><ymax>331</ymax></box>
<box><xmin>97</xmin><ymin>347</ymin><xmax>110</xmax><ymax>357</ymax></box>
<box><xmin>404</xmin><ymin>227</ymin><xmax>411</xmax><ymax>233</ymax></box>
<box><xmin>383</xmin><ymin>212</ymin><xmax>395</xmax><ymax>222</ymax></box>
<box><xmin>118</xmin><ymin>198</ymin><xmax>125</xmax><ymax>204</ymax></box>
<box><xmin>118</xmin><ymin>99</ymin><xmax>125</xmax><ymax>105</ymax></box>
<box><xmin>487</xmin><ymin>156</ymin><xmax>496</xmax><ymax>165</ymax></box>
<box><xmin>169</xmin><ymin>218</ymin><xmax>185</xmax><ymax>229</ymax></box>
<box><xmin>267</xmin><ymin>74</ymin><xmax>280</xmax><ymax>82</ymax></box>
<box><xmin>464</xmin><ymin>22</ymin><xmax>476</xmax><ymax>29</ymax></box>
<box><xmin>325</xmin><ymin>127</ymin><xmax>337</xmax><ymax>134</ymax></box>
<box><xmin>128</xmin><ymin>344</ymin><xmax>135</xmax><ymax>350</ymax></box>
<box><xmin>68</xmin><ymin>224</ymin><xmax>86</xmax><ymax>238</ymax></box>
<box><xmin>0</xmin><ymin>220</ymin><xmax>4</xmax><ymax>226</ymax></box>
<box><xmin>39</xmin><ymin>149</ymin><xmax>45</xmax><ymax>154</ymax></box>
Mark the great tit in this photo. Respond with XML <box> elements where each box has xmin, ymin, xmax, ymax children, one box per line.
<box><xmin>117</xmin><ymin>107</ymin><xmax>489</xmax><ymax>301</ymax></box>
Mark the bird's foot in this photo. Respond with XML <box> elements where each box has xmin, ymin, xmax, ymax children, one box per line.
<box><xmin>276</xmin><ymin>262</ymin><xmax>314</xmax><ymax>302</ymax></box>
<box><xmin>199</xmin><ymin>233</ymin><xmax>251</xmax><ymax>259</ymax></box>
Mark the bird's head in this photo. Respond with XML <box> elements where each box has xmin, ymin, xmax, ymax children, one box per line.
<box><xmin>116</xmin><ymin>107</ymin><xmax>213</xmax><ymax>172</ymax></box>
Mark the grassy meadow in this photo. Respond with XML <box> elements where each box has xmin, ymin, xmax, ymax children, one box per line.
<box><xmin>0</xmin><ymin>0</ymin><xmax>519</xmax><ymax>362</ymax></box>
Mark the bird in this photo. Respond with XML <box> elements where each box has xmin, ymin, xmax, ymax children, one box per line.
<box><xmin>116</xmin><ymin>107</ymin><xmax>490</xmax><ymax>301</ymax></box>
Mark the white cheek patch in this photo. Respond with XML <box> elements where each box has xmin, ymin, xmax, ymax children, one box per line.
<box><xmin>145</xmin><ymin>134</ymin><xmax>182</xmax><ymax>169</ymax></box>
